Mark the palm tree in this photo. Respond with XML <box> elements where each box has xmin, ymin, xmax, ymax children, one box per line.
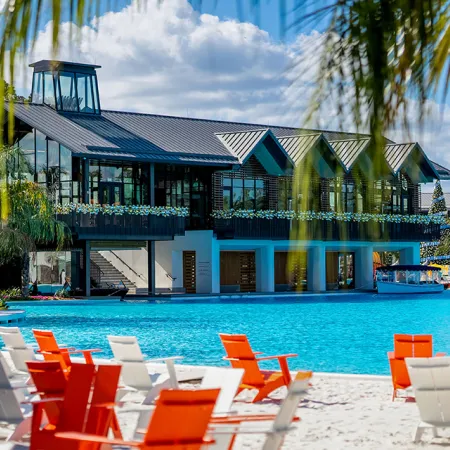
<box><xmin>0</xmin><ymin>146</ymin><xmax>71</xmax><ymax>296</ymax></box>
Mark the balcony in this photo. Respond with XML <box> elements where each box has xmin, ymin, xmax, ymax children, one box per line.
<box><xmin>214</xmin><ymin>218</ymin><xmax>441</xmax><ymax>242</ymax></box>
<box><xmin>58</xmin><ymin>212</ymin><xmax>186</xmax><ymax>241</ymax></box>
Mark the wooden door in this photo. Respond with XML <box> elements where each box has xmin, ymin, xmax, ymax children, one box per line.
<box><xmin>183</xmin><ymin>251</ymin><xmax>196</xmax><ymax>294</ymax></box>
<box><xmin>220</xmin><ymin>251</ymin><xmax>256</xmax><ymax>292</ymax></box>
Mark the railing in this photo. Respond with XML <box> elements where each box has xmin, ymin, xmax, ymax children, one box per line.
<box><xmin>90</xmin><ymin>260</ymin><xmax>103</xmax><ymax>285</ymax></box>
<box><xmin>58</xmin><ymin>213</ymin><xmax>186</xmax><ymax>240</ymax></box>
<box><xmin>110</xmin><ymin>251</ymin><xmax>148</xmax><ymax>282</ymax></box>
<box><xmin>214</xmin><ymin>218</ymin><xmax>441</xmax><ymax>242</ymax></box>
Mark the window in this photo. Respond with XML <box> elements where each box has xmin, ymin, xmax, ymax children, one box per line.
<box><xmin>35</xmin><ymin>130</ymin><xmax>47</xmax><ymax>183</ymax></box>
<box><xmin>60</xmin><ymin>146</ymin><xmax>72</xmax><ymax>181</ymax></box>
<box><xmin>43</xmin><ymin>72</ymin><xmax>56</xmax><ymax>108</ymax></box>
<box><xmin>255</xmin><ymin>179</ymin><xmax>265</xmax><ymax>210</ymax></box>
<box><xmin>18</xmin><ymin>131</ymin><xmax>35</xmax><ymax>181</ymax></box>
<box><xmin>77</xmin><ymin>74</ymin><xmax>95</xmax><ymax>113</ymax></box>
<box><xmin>244</xmin><ymin>179</ymin><xmax>255</xmax><ymax>209</ymax></box>
<box><xmin>58</xmin><ymin>72</ymin><xmax>78</xmax><ymax>111</ymax></box>
<box><xmin>232</xmin><ymin>179</ymin><xmax>244</xmax><ymax>209</ymax></box>
<box><xmin>32</xmin><ymin>72</ymin><xmax>43</xmax><ymax>104</ymax></box>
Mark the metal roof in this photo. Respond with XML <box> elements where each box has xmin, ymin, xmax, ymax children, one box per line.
<box><xmin>421</xmin><ymin>192</ymin><xmax>450</xmax><ymax>210</ymax></box>
<box><xmin>5</xmin><ymin>102</ymin><xmax>444</xmax><ymax>178</ymax></box>
<box><xmin>432</xmin><ymin>160</ymin><xmax>450</xmax><ymax>180</ymax></box>
<box><xmin>328</xmin><ymin>138</ymin><xmax>371</xmax><ymax>171</ymax></box>
<box><xmin>384</xmin><ymin>143</ymin><xmax>416</xmax><ymax>173</ymax></box>
<box><xmin>215</xmin><ymin>129</ymin><xmax>269</xmax><ymax>162</ymax></box>
<box><xmin>278</xmin><ymin>133</ymin><xmax>321</xmax><ymax>164</ymax></box>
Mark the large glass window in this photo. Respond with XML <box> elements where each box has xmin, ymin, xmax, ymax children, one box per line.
<box><xmin>43</xmin><ymin>72</ymin><xmax>56</xmax><ymax>108</ymax></box>
<box><xmin>18</xmin><ymin>131</ymin><xmax>35</xmax><ymax>181</ymax></box>
<box><xmin>77</xmin><ymin>74</ymin><xmax>95</xmax><ymax>113</ymax></box>
<box><xmin>31</xmin><ymin>72</ymin><xmax>43</xmax><ymax>104</ymax></box>
<box><xmin>223</xmin><ymin>176</ymin><xmax>266</xmax><ymax>210</ymax></box>
<box><xmin>58</xmin><ymin>72</ymin><xmax>78</xmax><ymax>111</ymax></box>
<box><xmin>35</xmin><ymin>130</ymin><xmax>47</xmax><ymax>183</ymax></box>
<box><xmin>60</xmin><ymin>146</ymin><xmax>72</xmax><ymax>181</ymax></box>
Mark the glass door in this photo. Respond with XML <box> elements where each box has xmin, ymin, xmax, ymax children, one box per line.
<box><xmin>338</xmin><ymin>252</ymin><xmax>355</xmax><ymax>289</ymax></box>
<box><xmin>99</xmin><ymin>183</ymin><xmax>123</xmax><ymax>205</ymax></box>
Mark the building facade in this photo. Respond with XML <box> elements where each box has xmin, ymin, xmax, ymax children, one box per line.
<box><xmin>5</xmin><ymin>60</ymin><xmax>446</xmax><ymax>295</ymax></box>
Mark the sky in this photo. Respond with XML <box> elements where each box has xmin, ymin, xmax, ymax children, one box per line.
<box><xmin>9</xmin><ymin>0</ymin><xmax>450</xmax><ymax>193</ymax></box>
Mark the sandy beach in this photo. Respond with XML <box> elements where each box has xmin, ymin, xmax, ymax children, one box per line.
<box><xmin>114</xmin><ymin>371</ymin><xmax>441</xmax><ymax>450</ymax></box>
<box><xmin>1</xmin><ymin>352</ymin><xmax>443</xmax><ymax>450</ymax></box>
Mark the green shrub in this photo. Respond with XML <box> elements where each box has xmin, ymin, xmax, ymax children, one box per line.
<box><xmin>0</xmin><ymin>287</ymin><xmax>19</xmax><ymax>309</ymax></box>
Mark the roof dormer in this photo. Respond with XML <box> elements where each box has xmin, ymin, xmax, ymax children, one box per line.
<box><xmin>30</xmin><ymin>60</ymin><xmax>101</xmax><ymax>114</ymax></box>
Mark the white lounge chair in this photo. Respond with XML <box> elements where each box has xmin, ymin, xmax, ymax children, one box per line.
<box><xmin>107</xmin><ymin>335</ymin><xmax>183</xmax><ymax>404</ymax></box>
<box><xmin>0</xmin><ymin>327</ymin><xmax>36</xmax><ymax>374</ymax></box>
<box><xmin>406</xmin><ymin>356</ymin><xmax>450</xmax><ymax>442</ymax></box>
<box><xmin>0</xmin><ymin>361</ymin><xmax>33</xmax><ymax>442</ymax></box>
<box><xmin>210</xmin><ymin>373</ymin><xmax>311</xmax><ymax>450</ymax></box>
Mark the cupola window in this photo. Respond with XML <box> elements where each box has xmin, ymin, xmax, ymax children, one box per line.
<box><xmin>30</xmin><ymin>60</ymin><xmax>101</xmax><ymax>114</ymax></box>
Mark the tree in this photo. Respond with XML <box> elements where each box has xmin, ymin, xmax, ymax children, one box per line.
<box><xmin>0</xmin><ymin>147</ymin><xmax>71</xmax><ymax>296</ymax></box>
<box><xmin>421</xmin><ymin>181</ymin><xmax>450</xmax><ymax>263</ymax></box>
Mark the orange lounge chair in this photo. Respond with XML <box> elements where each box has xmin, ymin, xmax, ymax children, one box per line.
<box><xmin>29</xmin><ymin>362</ymin><xmax>122</xmax><ymax>450</ymax></box>
<box><xmin>56</xmin><ymin>388</ymin><xmax>220</xmax><ymax>449</ymax></box>
<box><xmin>219</xmin><ymin>333</ymin><xmax>299</xmax><ymax>403</ymax></box>
<box><xmin>388</xmin><ymin>334</ymin><xmax>446</xmax><ymax>400</ymax></box>
<box><xmin>32</xmin><ymin>329</ymin><xmax>101</xmax><ymax>368</ymax></box>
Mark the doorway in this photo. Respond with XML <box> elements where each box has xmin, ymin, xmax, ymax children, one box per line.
<box><xmin>326</xmin><ymin>252</ymin><xmax>355</xmax><ymax>290</ymax></box>
<box><xmin>183</xmin><ymin>251</ymin><xmax>196</xmax><ymax>294</ymax></box>
<box><xmin>99</xmin><ymin>183</ymin><xmax>123</xmax><ymax>205</ymax></box>
<box><xmin>220</xmin><ymin>251</ymin><xmax>256</xmax><ymax>292</ymax></box>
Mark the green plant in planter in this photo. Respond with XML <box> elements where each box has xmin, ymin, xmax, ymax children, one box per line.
<box><xmin>0</xmin><ymin>287</ymin><xmax>18</xmax><ymax>309</ymax></box>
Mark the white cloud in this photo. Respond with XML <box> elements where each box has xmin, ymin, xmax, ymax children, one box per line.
<box><xmin>9</xmin><ymin>0</ymin><xmax>450</xmax><ymax>180</ymax></box>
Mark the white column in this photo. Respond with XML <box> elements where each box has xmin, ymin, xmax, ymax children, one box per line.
<box><xmin>399</xmin><ymin>244</ymin><xmax>421</xmax><ymax>265</ymax></box>
<box><xmin>256</xmin><ymin>245</ymin><xmax>275</xmax><ymax>293</ymax></box>
<box><xmin>307</xmin><ymin>245</ymin><xmax>326</xmax><ymax>292</ymax></box>
<box><xmin>171</xmin><ymin>251</ymin><xmax>183</xmax><ymax>289</ymax></box>
<box><xmin>355</xmin><ymin>245</ymin><xmax>374</xmax><ymax>290</ymax></box>
<box><xmin>210</xmin><ymin>240</ymin><xmax>221</xmax><ymax>294</ymax></box>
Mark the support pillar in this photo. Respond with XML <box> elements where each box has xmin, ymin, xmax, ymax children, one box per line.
<box><xmin>399</xmin><ymin>244</ymin><xmax>421</xmax><ymax>265</ymax></box>
<box><xmin>307</xmin><ymin>246</ymin><xmax>326</xmax><ymax>292</ymax></box>
<box><xmin>210</xmin><ymin>241</ymin><xmax>220</xmax><ymax>294</ymax></box>
<box><xmin>256</xmin><ymin>245</ymin><xmax>275</xmax><ymax>293</ymax></box>
<box><xmin>148</xmin><ymin>241</ymin><xmax>156</xmax><ymax>296</ymax></box>
<box><xmin>83</xmin><ymin>240</ymin><xmax>91</xmax><ymax>297</ymax></box>
<box><xmin>149</xmin><ymin>163</ymin><xmax>155</xmax><ymax>206</ymax></box>
<box><xmin>82</xmin><ymin>158</ymin><xmax>89</xmax><ymax>204</ymax></box>
<box><xmin>355</xmin><ymin>246</ymin><xmax>374</xmax><ymax>290</ymax></box>
<box><xmin>171</xmin><ymin>251</ymin><xmax>183</xmax><ymax>290</ymax></box>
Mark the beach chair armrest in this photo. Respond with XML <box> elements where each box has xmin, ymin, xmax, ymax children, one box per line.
<box><xmin>211</xmin><ymin>424</ymin><xmax>296</xmax><ymax>434</ymax></box>
<box><xmin>387</xmin><ymin>351</ymin><xmax>395</xmax><ymax>360</ymax></box>
<box><xmin>23</xmin><ymin>397</ymin><xmax>64</xmax><ymax>405</ymax></box>
<box><xmin>211</xmin><ymin>414</ymin><xmax>299</xmax><ymax>424</ymax></box>
<box><xmin>66</xmin><ymin>348</ymin><xmax>102</xmax><ymax>354</ymax></box>
<box><xmin>257</xmin><ymin>353</ymin><xmax>298</xmax><ymax>361</ymax></box>
<box><xmin>55</xmin><ymin>432</ymin><xmax>141</xmax><ymax>446</ymax></box>
<box><xmin>144</xmin><ymin>356</ymin><xmax>184</xmax><ymax>363</ymax></box>
<box><xmin>436</xmin><ymin>352</ymin><xmax>447</xmax><ymax>357</ymax></box>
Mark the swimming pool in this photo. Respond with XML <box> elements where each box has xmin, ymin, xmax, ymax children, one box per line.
<box><xmin>10</xmin><ymin>292</ymin><xmax>450</xmax><ymax>375</ymax></box>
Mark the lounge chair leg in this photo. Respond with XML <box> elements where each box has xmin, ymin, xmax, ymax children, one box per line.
<box><xmin>165</xmin><ymin>360</ymin><xmax>179</xmax><ymax>389</ymax></box>
<box><xmin>432</xmin><ymin>427</ymin><xmax>439</xmax><ymax>438</ymax></box>
<box><xmin>414</xmin><ymin>425</ymin><xmax>424</xmax><ymax>443</ymax></box>
<box><xmin>7</xmin><ymin>417</ymin><xmax>31</xmax><ymax>442</ymax></box>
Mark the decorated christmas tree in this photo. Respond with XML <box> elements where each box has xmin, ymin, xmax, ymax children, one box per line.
<box><xmin>421</xmin><ymin>181</ymin><xmax>449</xmax><ymax>262</ymax></box>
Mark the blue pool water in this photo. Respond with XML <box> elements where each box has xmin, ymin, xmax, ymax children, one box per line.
<box><xmin>10</xmin><ymin>292</ymin><xmax>450</xmax><ymax>375</ymax></box>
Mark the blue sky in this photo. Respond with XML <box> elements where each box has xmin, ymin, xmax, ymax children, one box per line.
<box><xmin>13</xmin><ymin>0</ymin><xmax>450</xmax><ymax>193</ymax></box>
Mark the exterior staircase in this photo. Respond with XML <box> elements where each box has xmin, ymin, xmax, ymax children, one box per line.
<box><xmin>90</xmin><ymin>251</ymin><xmax>137</xmax><ymax>294</ymax></box>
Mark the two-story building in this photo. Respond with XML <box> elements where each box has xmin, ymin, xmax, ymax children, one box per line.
<box><xmin>5</xmin><ymin>60</ymin><xmax>445</xmax><ymax>295</ymax></box>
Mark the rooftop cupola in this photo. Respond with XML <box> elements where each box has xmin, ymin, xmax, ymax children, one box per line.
<box><xmin>30</xmin><ymin>60</ymin><xmax>101</xmax><ymax>114</ymax></box>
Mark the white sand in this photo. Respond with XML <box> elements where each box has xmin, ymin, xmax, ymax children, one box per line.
<box><xmin>2</xmin><ymin>352</ymin><xmax>446</xmax><ymax>449</ymax></box>
<box><xmin>115</xmin><ymin>372</ymin><xmax>447</xmax><ymax>450</ymax></box>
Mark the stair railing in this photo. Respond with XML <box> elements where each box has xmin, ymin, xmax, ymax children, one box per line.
<box><xmin>109</xmin><ymin>251</ymin><xmax>148</xmax><ymax>283</ymax></box>
<box><xmin>90</xmin><ymin>260</ymin><xmax>104</xmax><ymax>286</ymax></box>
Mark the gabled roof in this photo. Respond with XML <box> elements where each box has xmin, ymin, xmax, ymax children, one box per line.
<box><xmin>431</xmin><ymin>160</ymin><xmax>450</xmax><ymax>180</ymax></box>
<box><xmin>421</xmin><ymin>192</ymin><xmax>450</xmax><ymax>210</ymax></box>
<box><xmin>215</xmin><ymin>129</ymin><xmax>269</xmax><ymax>162</ymax></box>
<box><xmin>215</xmin><ymin>128</ymin><xmax>294</xmax><ymax>175</ymax></box>
<box><xmin>278</xmin><ymin>133</ymin><xmax>321</xmax><ymax>164</ymax></box>
<box><xmin>384</xmin><ymin>142</ymin><xmax>440</xmax><ymax>182</ymax></box>
<box><xmin>328</xmin><ymin>138</ymin><xmax>371</xmax><ymax>171</ymax></box>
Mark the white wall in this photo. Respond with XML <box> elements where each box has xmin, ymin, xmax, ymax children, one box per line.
<box><xmin>99</xmin><ymin>249</ymin><xmax>148</xmax><ymax>288</ymax></box>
